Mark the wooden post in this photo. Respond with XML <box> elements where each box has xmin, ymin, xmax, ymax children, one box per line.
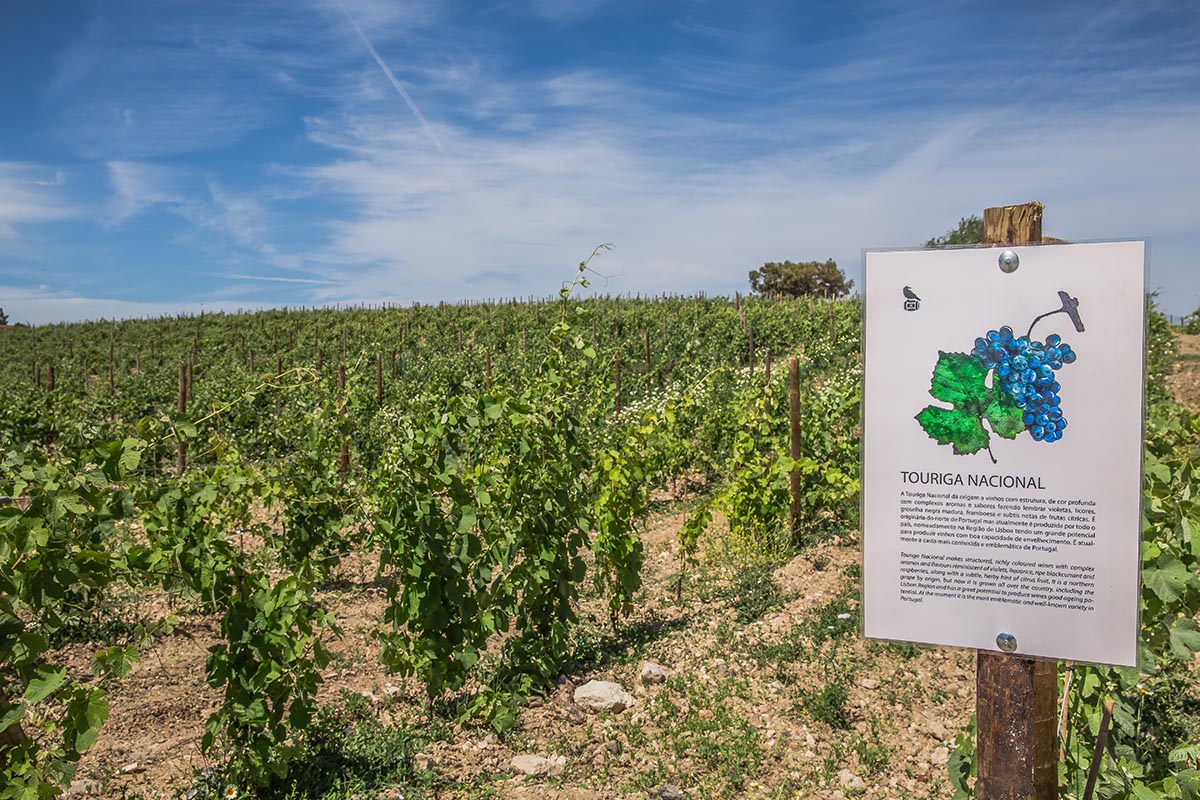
<box><xmin>976</xmin><ymin>201</ymin><xmax>1056</xmax><ymax>800</ymax></box>
<box><xmin>748</xmin><ymin>327</ymin><xmax>755</xmax><ymax>372</ymax></box>
<box><xmin>614</xmin><ymin>355</ymin><xmax>622</xmax><ymax>414</ymax></box>
<box><xmin>317</xmin><ymin>348</ymin><xmax>323</xmax><ymax>371</ymax></box>
<box><xmin>828</xmin><ymin>299</ymin><xmax>836</xmax><ymax>345</ymax></box>
<box><xmin>337</xmin><ymin>365</ymin><xmax>349</xmax><ymax>476</ymax></box>
<box><xmin>788</xmin><ymin>358</ymin><xmax>802</xmax><ymax>543</ymax></box>
<box><xmin>177</xmin><ymin>365</ymin><xmax>187</xmax><ymax>474</ymax></box>
<box><xmin>249</xmin><ymin>349</ymin><xmax>255</xmax><ymax>371</ymax></box>
<box><xmin>46</xmin><ymin>365</ymin><xmax>55</xmax><ymax>393</ymax></box>
<box><xmin>276</xmin><ymin>356</ymin><xmax>283</xmax><ymax>377</ymax></box>
<box><xmin>375</xmin><ymin>353</ymin><xmax>383</xmax><ymax>404</ymax></box>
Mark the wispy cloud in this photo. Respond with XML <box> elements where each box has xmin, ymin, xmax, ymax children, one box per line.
<box><xmin>0</xmin><ymin>163</ymin><xmax>78</xmax><ymax>237</ymax></box>
<box><xmin>0</xmin><ymin>283</ymin><xmax>266</xmax><ymax>326</ymax></box>
<box><xmin>8</xmin><ymin>0</ymin><xmax>1199</xmax><ymax>322</ymax></box>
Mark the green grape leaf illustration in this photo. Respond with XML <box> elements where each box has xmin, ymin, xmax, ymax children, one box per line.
<box><xmin>915</xmin><ymin>351</ymin><xmax>1022</xmax><ymax>460</ymax></box>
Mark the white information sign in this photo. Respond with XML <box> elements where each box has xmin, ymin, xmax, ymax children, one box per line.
<box><xmin>863</xmin><ymin>241</ymin><xmax>1145</xmax><ymax>666</ymax></box>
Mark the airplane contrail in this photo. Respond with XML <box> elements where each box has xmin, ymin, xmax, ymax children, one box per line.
<box><xmin>335</xmin><ymin>0</ymin><xmax>449</xmax><ymax>158</ymax></box>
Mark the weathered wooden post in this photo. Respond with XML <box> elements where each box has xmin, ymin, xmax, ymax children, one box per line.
<box><xmin>788</xmin><ymin>358</ymin><xmax>802</xmax><ymax>543</ymax></box>
<box><xmin>375</xmin><ymin>353</ymin><xmax>383</xmax><ymax>404</ymax></box>
<box><xmin>614</xmin><ymin>355</ymin><xmax>622</xmax><ymax>414</ymax></box>
<box><xmin>976</xmin><ymin>201</ymin><xmax>1057</xmax><ymax>800</ymax></box>
<box><xmin>338</xmin><ymin>365</ymin><xmax>349</xmax><ymax>476</ymax></box>
<box><xmin>177</xmin><ymin>365</ymin><xmax>187</xmax><ymax>474</ymax></box>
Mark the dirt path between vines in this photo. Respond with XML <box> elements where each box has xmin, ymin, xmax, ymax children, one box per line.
<box><xmin>1169</xmin><ymin>330</ymin><xmax>1200</xmax><ymax>407</ymax></box>
<box><xmin>65</xmin><ymin>505</ymin><xmax>973</xmax><ymax>800</ymax></box>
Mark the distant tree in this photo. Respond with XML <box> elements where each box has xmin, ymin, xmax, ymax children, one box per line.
<box><xmin>925</xmin><ymin>215</ymin><xmax>984</xmax><ymax>247</ymax></box>
<box><xmin>0</xmin><ymin>307</ymin><xmax>8</xmax><ymax>325</ymax></box>
<box><xmin>748</xmin><ymin>259</ymin><xmax>853</xmax><ymax>298</ymax></box>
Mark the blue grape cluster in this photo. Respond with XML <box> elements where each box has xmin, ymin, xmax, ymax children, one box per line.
<box><xmin>972</xmin><ymin>326</ymin><xmax>1077</xmax><ymax>443</ymax></box>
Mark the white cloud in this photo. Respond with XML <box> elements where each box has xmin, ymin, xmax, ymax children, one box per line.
<box><xmin>286</xmin><ymin>97</ymin><xmax>1200</xmax><ymax>312</ymax></box>
<box><xmin>105</xmin><ymin>161</ymin><xmax>184</xmax><ymax>224</ymax></box>
<box><xmin>0</xmin><ymin>283</ymin><xmax>267</xmax><ymax>326</ymax></box>
<box><xmin>0</xmin><ymin>164</ymin><xmax>78</xmax><ymax>237</ymax></box>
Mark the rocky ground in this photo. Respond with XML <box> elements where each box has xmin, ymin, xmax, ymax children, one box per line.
<box><xmin>1167</xmin><ymin>330</ymin><xmax>1200</xmax><ymax>407</ymax></box>
<box><xmin>64</xmin><ymin>505</ymin><xmax>973</xmax><ymax>800</ymax></box>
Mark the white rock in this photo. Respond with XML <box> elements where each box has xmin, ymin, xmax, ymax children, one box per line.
<box><xmin>838</xmin><ymin>769</ymin><xmax>866</xmax><ymax>791</ymax></box>
<box><xmin>510</xmin><ymin>754</ymin><xmax>565</xmax><ymax>776</ymax></box>
<box><xmin>640</xmin><ymin>662</ymin><xmax>668</xmax><ymax>684</ymax></box>
<box><xmin>858</xmin><ymin>677</ymin><xmax>880</xmax><ymax>690</ymax></box>
<box><xmin>923</xmin><ymin>716</ymin><xmax>950</xmax><ymax>740</ymax></box>
<box><xmin>68</xmin><ymin>779</ymin><xmax>104</xmax><ymax>796</ymax></box>
<box><xmin>574</xmin><ymin>680</ymin><xmax>634</xmax><ymax>713</ymax></box>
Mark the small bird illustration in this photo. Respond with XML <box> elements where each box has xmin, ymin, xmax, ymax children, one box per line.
<box><xmin>903</xmin><ymin>286</ymin><xmax>921</xmax><ymax>301</ymax></box>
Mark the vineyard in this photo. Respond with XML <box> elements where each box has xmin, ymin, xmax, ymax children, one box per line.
<box><xmin>1</xmin><ymin>262</ymin><xmax>1198</xmax><ymax>800</ymax></box>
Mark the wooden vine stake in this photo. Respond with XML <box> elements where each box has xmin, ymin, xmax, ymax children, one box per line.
<box><xmin>976</xmin><ymin>201</ymin><xmax>1056</xmax><ymax>800</ymax></box>
<box><xmin>788</xmin><ymin>357</ymin><xmax>802</xmax><ymax>544</ymax></box>
<box><xmin>375</xmin><ymin>353</ymin><xmax>383</xmax><ymax>404</ymax></box>
<box><xmin>176</xmin><ymin>365</ymin><xmax>187</xmax><ymax>475</ymax></box>
<box><xmin>337</xmin><ymin>365</ymin><xmax>349</xmax><ymax>476</ymax></box>
<box><xmin>614</xmin><ymin>355</ymin><xmax>622</xmax><ymax>414</ymax></box>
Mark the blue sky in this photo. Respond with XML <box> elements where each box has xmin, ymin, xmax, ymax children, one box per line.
<box><xmin>1</xmin><ymin>0</ymin><xmax>1198</xmax><ymax>324</ymax></box>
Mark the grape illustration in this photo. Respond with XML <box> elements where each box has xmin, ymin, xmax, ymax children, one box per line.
<box><xmin>916</xmin><ymin>292</ymin><xmax>1084</xmax><ymax>462</ymax></box>
<box><xmin>971</xmin><ymin>327</ymin><xmax>1075</xmax><ymax>443</ymax></box>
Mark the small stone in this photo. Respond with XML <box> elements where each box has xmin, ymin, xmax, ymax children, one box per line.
<box><xmin>858</xmin><ymin>677</ymin><xmax>880</xmax><ymax>690</ymax></box>
<box><xmin>931</xmin><ymin>747</ymin><xmax>950</xmax><ymax>765</ymax></box>
<box><xmin>68</xmin><ymin>779</ymin><xmax>104</xmax><ymax>796</ymax></box>
<box><xmin>838</xmin><ymin>769</ymin><xmax>866</xmax><ymax>791</ymax></box>
<box><xmin>118</xmin><ymin>763</ymin><xmax>144</xmax><ymax>775</ymax></box>
<box><xmin>414</xmin><ymin>753</ymin><xmax>434</xmax><ymax>771</ymax></box>
<box><xmin>923</xmin><ymin>717</ymin><xmax>950</xmax><ymax>740</ymax></box>
<box><xmin>561</xmin><ymin>702</ymin><xmax>587</xmax><ymax>724</ymax></box>
<box><xmin>650</xmin><ymin>785</ymin><xmax>685</xmax><ymax>800</ymax></box>
<box><xmin>640</xmin><ymin>662</ymin><xmax>668</xmax><ymax>684</ymax></box>
<box><xmin>510</xmin><ymin>754</ymin><xmax>565</xmax><ymax>776</ymax></box>
<box><xmin>383</xmin><ymin>684</ymin><xmax>403</xmax><ymax>699</ymax></box>
<box><xmin>574</xmin><ymin>680</ymin><xmax>634</xmax><ymax>713</ymax></box>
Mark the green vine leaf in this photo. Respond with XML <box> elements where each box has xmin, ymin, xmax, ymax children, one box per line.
<box><xmin>916</xmin><ymin>351</ymin><xmax>1018</xmax><ymax>457</ymax></box>
<box><xmin>984</xmin><ymin>387</ymin><xmax>1024</xmax><ymax>440</ymax></box>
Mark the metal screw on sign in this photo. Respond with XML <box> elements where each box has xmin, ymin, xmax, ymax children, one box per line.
<box><xmin>996</xmin><ymin>632</ymin><xmax>1018</xmax><ymax>653</ymax></box>
<box><xmin>999</xmin><ymin>250</ymin><xmax>1020</xmax><ymax>273</ymax></box>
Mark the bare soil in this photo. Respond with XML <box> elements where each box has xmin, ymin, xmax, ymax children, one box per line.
<box><xmin>1168</xmin><ymin>331</ymin><xmax>1200</xmax><ymax>407</ymax></box>
<box><xmin>63</xmin><ymin>505</ymin><xmax>974</xmax><ymax>800</ymax></box>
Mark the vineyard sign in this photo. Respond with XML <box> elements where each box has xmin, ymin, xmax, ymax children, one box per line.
<box><xmin>862</xmin><ymin>241</ymin><xmax>1146</xmax><ymax>666</ymax></box>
